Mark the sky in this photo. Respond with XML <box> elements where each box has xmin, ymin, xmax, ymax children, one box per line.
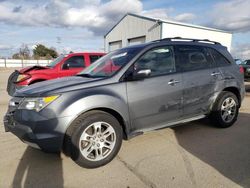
<box><xmin>0</xmin><ymin>0</ymin><xmax>250</xmax><ymax>59</ymax></box>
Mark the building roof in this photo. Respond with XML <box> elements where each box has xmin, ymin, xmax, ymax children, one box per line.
<box><xmin>104</xmin><ymin>13</ymin><xmax>231</xmax><ymax>37</ymax></box>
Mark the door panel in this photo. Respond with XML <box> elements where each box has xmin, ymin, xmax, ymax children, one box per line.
<box><xmin>125</xmin><ymin>45</ymin><xmax>183</xmax><ymax>131</ymax></box>
<box><xmin>175</xmin><ymin>45</ymin><xmax>220</xmax><ymax>117</ymax></box>
<box><xmin>182</xmin><ymin>68</ymin><xmax>219</xmax><ymax>117</ymax></box>
<box><xmin>126</xmin><ymin>74</ymin><xmax>183</xmax><ymax>131</ymax></box>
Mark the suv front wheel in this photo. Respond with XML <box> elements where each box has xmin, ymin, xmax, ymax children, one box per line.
<box><xmin>67</xmin><ymin>111</ymin><xmax>123</xmax><ymax>168</ymax></box>
<box><xmin>209</xmin><ymin>91</ymin><xmax>239</xmax><ymax>128</ymax></box>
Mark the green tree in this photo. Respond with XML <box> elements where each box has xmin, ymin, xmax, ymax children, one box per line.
<box><xmin>33</xmin><ymin>44</ymin><xmax>58</xmax><ymax>59</ymax></box>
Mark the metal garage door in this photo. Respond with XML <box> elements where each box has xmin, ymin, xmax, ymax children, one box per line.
<box><xmin>109</xmin><ymin>41</ymin><xmax>122</xmax><ymax>51</ymax></box>
<box><xmin>128</xmin><ymin>36</ymin><xmax>146</xmax><ymax>46</ymax></box>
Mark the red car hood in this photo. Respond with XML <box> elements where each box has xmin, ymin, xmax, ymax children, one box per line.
<box><xmin>19</xmin><ymin>65</ymin><xmax>49</xmax><ymax>74</ymax></box>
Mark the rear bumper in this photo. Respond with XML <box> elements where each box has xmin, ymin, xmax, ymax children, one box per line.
<box><xmin>4</xmin><ymin>113</ymin><xmax>73</xmax><ymax>153</ymax></box>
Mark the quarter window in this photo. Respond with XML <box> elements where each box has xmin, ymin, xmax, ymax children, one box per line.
<box><xmin>134</xmin><ymin>46</ymin><xmax>176</xmax><ymax>77</ymax></box>
<box><xmin>209</xmin><ymin>48</ymin><xmax>230</xmax><ymax>67</ymax></box>
<box><xmin>176</xmin><ymin>45</ymin><xmax>213</xmax><ymax>71</ymax></box>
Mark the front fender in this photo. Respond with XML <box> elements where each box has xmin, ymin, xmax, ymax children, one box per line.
<box><xmin>49</xmin><ymin>85</ymin><xmax>130</xmax><ymax>135</ymax></box>
<box><xmin>62</xmin><ymin>94</ymin><xmax>129</xmax><ymax>120</ymax></box>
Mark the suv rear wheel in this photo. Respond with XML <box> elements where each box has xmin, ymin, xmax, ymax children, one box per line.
<box><xmin>68</xmin><ymin>111</ymin><xmax>123</xmax><ymax>168</ymax></box>
<box><xmin>209</xmin><ymin>91</ymin><xmax>239</xmax><ymax>128</ymax></box>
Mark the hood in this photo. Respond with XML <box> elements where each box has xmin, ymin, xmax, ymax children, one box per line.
<box><xmin>14</xmin><ymin>76</ymin><xmax>103</xmax><ymax>97</ymax></box>
<box><xmin>19</xmin><ymin>65</ymin><xmax>49</xmax><ymax>74</ymax></box>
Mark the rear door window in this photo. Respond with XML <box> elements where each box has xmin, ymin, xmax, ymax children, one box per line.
<box><xmin>89</xmin><ymin>55</ymin><xmax>103</xmax><ymax>64</ymax></box>
<box><xmin>175</xmin><ymin>45</ymin><xmax>213</xmax><ymax>72</ymax></box>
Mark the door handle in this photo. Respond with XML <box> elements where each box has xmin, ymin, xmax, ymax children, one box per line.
<box><xmin>211</xmin><ymin>72</ymin><xmax>221</xmax><ymax>76</ymax></box>
<box><xmin>168</xmin><ymin>79</ymin><xmax>180</xmax><ymax>86</ymax></box>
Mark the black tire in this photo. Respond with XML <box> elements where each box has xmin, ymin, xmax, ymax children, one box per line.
<box><xmin>66</xmin><ymin>110</ymin><xmax>123</xmax><ymax>168</ymax></box>
<box><xmin>209</xmin><ymin>91</ymin><xmax>239</xmax><ymax>128</ymax></box>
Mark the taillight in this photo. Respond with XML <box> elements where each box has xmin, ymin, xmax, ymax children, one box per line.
<box><xmin>239</xmin><ymin>65</ymin><xmax>244</xmax><ymax>74</ymax></box>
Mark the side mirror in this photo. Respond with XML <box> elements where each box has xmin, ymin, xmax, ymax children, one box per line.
<box><xmin>133</xmin><ymin>69</ymin><xmax>151</xmax><ymax>80</ymax></box>
<box><xmin>62</xmin><ymin>63</ymin><xmax>70</xmax><ymax>70</ymax></box>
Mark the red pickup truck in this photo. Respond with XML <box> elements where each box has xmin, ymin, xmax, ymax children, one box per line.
<box><xmin>7</xmin><ymin>52</ymin><xmax>105</xmax><ymax>96</ymax></box>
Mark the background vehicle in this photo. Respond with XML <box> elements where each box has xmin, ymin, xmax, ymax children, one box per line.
<box><xmin>6</xmin><ymin>52</ymin><xmax>105</xmax><ymax>96</ymax></box>
<box><xmin>239</xmin><ymin>59</ymin><xmax>250</xmax><ymax>80</ymax></box>
<box><xmin>4</xmin><ymin>38</ymin><xmax>245</xmax><ymax>168</ymax></box>
<box><xmin>234</xmin><ymin>58</ymin><xmax>244</xmax><ymax>65</ymax></box>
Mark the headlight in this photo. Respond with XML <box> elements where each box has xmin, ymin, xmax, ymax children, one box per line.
<box><xmin>18</xmin><ymin>95</ymin><xmax>59</xmax><ymax>111</ymax></box>
<box><xmin>16</xmin><ymin>74</ymin><xmax>31</xmax><ymax>82</ymax></box>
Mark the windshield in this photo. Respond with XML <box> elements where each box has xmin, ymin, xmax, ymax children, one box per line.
<box><xmin>47</xmin><ymin>55</ymin><xmax>65</xmax><ymax>67</ymax></box>
<box><xmin>78</xmin><ymin>47</ymin><xmax>142</xmax><ymax>77</ymax></box>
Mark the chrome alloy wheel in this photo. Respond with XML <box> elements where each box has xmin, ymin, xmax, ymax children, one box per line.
<box><xmin>221</xmin><ymin>97</ymin><xmax>237</xmax><ymax>123</ymax></box>
<box><xmin>79</xmin><ymin>121</ymin><xmax>116</xmax><ymax>161</ymax></box>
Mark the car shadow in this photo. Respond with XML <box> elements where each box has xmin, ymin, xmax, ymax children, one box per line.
<box><xmin>172</xmin><ymin>112</ymin><xmax>250</xmax><ymax>187</ymax></box>
<box><xmin>12</xmin><ymin>147</ymin><xmax>64</xmax><ymax>188</ymax></box>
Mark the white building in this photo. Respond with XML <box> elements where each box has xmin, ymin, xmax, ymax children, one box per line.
<box><xmin>104</xmin><ymin>13</ymin><xmax>232</xmax><ymax>52</ymax></box>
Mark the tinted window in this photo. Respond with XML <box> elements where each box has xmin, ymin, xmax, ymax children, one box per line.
<box><xmin>47</xmin><ymin>55</ymin><xmax>65</xmax><ymax>67</ymax></box>
<box><xmin>89</xmin><ymin>55</ymin><xmax>103</xmax><ymax>64</ymax></box>
<box><xmin>78</xmin><ymin>47</ymin><xmax>142</xmax><ymax>77</ymax></box>
<box><xmin>63</xmin><ymin>56</ymin><xmax>85</xmax><ymax>68</ymax></box>
<box><xmin>209</xmin><ymin>48</ymin><xmax>230</xmax><ymax>66</ymax></box>
<box><xmin>244</xmin><ymin>60</ymin><xmax>250</xmax><ymax>65</ymax></box>
<box><xmin>134</xmin><ymin>46</ymin><xmax>176</xmax><ymax>77</ymax></box>
<box><xmin>176</xmin><ymin>45</ymin><xmax>212</xmax><ymax>71</ymax></box>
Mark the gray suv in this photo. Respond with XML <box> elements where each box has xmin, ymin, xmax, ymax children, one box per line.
<box><xmin>4</xmin><ymin>38</ymin><xmax>245</xmax><ymax>168</ymax></box>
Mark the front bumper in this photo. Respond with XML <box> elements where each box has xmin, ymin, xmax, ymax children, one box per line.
<box><xmin>4</xmin><ymin>111</ymin><xmax>72</xmax><ymax>153</ymax></box>
<box><xmin>6</xmin><ymin>70</ymin><xmax>27</xmax><ymax>96</ymax></box>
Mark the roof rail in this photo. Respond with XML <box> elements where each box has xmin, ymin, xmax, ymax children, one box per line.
<box><xmin>154</xmin><ymin>37</ymin><xmax>221</xmax><ymax>45</ymax></box>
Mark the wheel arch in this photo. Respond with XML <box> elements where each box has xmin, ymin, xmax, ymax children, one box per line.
<box><xmin>90</xmin><ymin>108</ymin><xmax>129</xmax><ymax>139</ymax></box>
<box><xmin>63</xmin><ymin>107</ymin><xmax>130</xmax><ymax>156</ymax></box>
<box><xmin>222</xmin><ymin>86</ymin><xmax>241</xmax><ymax>107</ymax></box>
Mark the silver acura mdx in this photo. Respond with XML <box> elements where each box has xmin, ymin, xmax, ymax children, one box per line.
<box><xmin>4</xmin><ymin>38</ymin><xmax>245</xmax><ymax>168</ymax></box>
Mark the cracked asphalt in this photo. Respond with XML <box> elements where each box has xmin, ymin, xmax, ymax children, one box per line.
<box><xmin>0</xmin><ymin>68</ymin><xmax>250</xmax><ymax>188</ymax></box>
